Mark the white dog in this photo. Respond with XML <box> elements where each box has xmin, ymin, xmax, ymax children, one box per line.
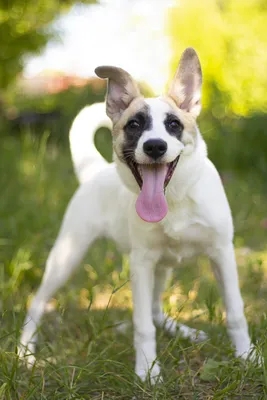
<box><xmin>19</xmin><ymin>48</ymin><xmax>253</xmax><ymax>382</ymax></box>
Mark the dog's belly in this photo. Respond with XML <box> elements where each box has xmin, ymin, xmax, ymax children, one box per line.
<box><xmin>160</xmin><ymin>241</ymin><xmax>204</xmax><ymax>267</ymax></box>
<box><xmin>159</xmin><ymin>221</ymin><xmax>215</xmax><ymax>266</ymax></box>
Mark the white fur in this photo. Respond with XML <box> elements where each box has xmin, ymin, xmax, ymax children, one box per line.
<box><xmin>19</xmin><ymin>99</ymin><xmax>253</xmax><ymax>382</ymax></box>
<box><xmin>69</xmin><ymin>103</ymin><xmax>112</xmax><ymax>183</ymax></box>
<box><xmin>135</xmin><ymin>99</ymin><xmax>184</xmax><ymax>164</ymax></box>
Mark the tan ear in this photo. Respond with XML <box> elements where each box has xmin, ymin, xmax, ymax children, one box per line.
<box><xmin>95</xmin><ymin>66</ymin><xmax>141</xmax><ymax>123</ymax></box>
<box><xmin>168</xmin><ymin>48</ymin><xmax>202</xmax><ymax>117</ymax></box>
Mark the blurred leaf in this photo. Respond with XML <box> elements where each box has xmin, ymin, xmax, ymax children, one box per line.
<box><xmin>0</xmin><ymin>383</ymin><xmax>7</xmax><ymax>400</ymax></box>
<box><xmin>200</xmin><ymin>358</ymin><xmax>228</xmax><ymax>382</ymax></box>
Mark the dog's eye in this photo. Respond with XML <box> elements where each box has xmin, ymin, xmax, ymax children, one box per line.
<box><xmin>164</xmin><ymin>114</ymin><xmax>184</xmax><ymax>138</ymax></box>
<box><xmin>168</xmin><ymin>120</ymin><xmax>181</xmax><ymax>130</ymax></box>
<box><xmin>127</xmin><ymin>120</ymin><xmax>140</xmax><ymax>130</ymax></box>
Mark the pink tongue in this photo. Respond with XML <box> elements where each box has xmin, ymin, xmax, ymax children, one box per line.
<box><xmin>136</xmin><ymin>164</ymin><xmax>168</xmax><ymax>222</ymax></box>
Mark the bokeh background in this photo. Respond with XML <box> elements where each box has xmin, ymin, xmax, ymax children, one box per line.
<box><xmin>1</xmin><ymin>0</ymin><xmax>267</xmax><ymax>171</ymax></box>
<box><xmin>0</xmin><ymin>0</ymin><xmax>267</xmax><ymax>398</ymax></box>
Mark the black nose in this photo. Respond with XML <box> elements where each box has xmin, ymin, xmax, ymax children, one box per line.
<box><xmin>143</xmin><ymin>139</ymin><xmax>167</xmax><ymax>160</ymax></box>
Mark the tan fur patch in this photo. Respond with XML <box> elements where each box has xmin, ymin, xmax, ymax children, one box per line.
<box><xmin>161</xmin><ymin>95</ymin><xmax>198</xmax><ymax>136</ymax></box>
<box><xmin>112</xmin><ymin>96</ymin><xmax>146</xmax><ymax>136</ymax></box>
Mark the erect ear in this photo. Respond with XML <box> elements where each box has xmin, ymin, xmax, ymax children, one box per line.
<box><xmin>168</xmin><ymin>47</ymin><xmax>202</xmax><ymax>117</ymax></box>
<box><xmin>95</xmin><ymin>66</ymin><xmax>141</xmax><ymax>123</ymax></box>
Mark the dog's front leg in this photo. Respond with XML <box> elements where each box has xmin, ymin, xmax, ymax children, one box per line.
<box><xmin>130</xmin><ymin>249</ymin><xmax>161</xmax><ymax>383</ymax></box>
<box><xmin>210</xmin><ymin>243</ymin><xmax>252</xmax><ymax>358</ymax></box>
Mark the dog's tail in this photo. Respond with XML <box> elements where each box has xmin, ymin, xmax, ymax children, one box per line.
<box><xmin>69</xmin><ymin>103</ymin><xmax>112</xmax><ymax>184</ymax></box>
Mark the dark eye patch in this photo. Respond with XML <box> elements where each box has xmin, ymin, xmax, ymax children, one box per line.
<box><xmin>164</xmin><ymin>113</ymin><xmax>184</xmax><ymax>139</ymax></box>
<box><xmin>122</xmin><ymin>107</ymin><xmax>152</xmax><ymax>164</ymax></box>
<box><xmin>124</xmin><ymin>111</ymin><xmax>152</xmax><ymax>138</ymax></box>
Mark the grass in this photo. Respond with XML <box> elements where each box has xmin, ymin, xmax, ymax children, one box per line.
<box><xmin>1</xmin><ymin>132</ymin><xmax>267</xmax><ymax>399</ymax></box>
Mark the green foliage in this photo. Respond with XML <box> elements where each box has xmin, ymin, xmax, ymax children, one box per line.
<box><xmin>1</xmin><ymin>82</ymin><xmax>106</xmax><ymax>147</ymax></box>
<box><xmin>0</xmin><ymin>0</ymin><xmax>96</xmax><ymax>89</ymax></box>
<box><xmin>199</xmin><ymin>358</ymin><xmax>228</xmax><ymax>382</ymax></box>
<box><xmin>167</xmin><ymin>0</ymin><xmax>267</xmax><ymax>116</ymax></box>
<box><xmin>167</xmin><ymin>0</ymin><xmax>267</xmax><ymax>176</ymax></box>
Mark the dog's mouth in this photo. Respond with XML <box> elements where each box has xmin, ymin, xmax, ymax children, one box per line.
<box><xmin>127</xmin><ymin>156</ymin><xmax>180</xmax><ymax>223</ymax></box>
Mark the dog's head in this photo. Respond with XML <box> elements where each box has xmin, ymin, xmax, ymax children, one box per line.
<box><xmin>95</xmin><ymin>48</ymin><xmax>202</xmax><ymax>223</ymax></box>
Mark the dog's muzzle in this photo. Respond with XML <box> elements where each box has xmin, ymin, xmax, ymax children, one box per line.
<box><xmin>126</xmin><ymin>156</ymin><xmax>180</xmax><ymax>223</ymax></box>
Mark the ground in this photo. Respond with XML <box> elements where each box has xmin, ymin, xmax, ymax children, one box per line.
<box><xmin>0</xmin><ymin>133</ymin><xmax>267</xmax><ymax>399</ymax></box>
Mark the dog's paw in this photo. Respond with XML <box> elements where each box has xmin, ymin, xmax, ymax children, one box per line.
<box><xmin>178</xmin><ymin>324</ymin><xmax>208</xmax><ymax>343</ymax></box>
<box><xmin>236</xmin><ymin>344</ymin><xmax>264</xmax><ymax>366</ymax></box>
<box><xmin>135</xmin><ymin>361</ymin><xmax>162</xmax><ymax>385</ymax></box>
<box><xmin>159</xmin><ymin>316</ymin><xmax>208</xmax><ymax>343</ymax></box>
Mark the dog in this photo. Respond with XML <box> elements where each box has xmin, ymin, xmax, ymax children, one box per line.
<box><xmin>19</xmin><ymin>48</ymin><xmax>253</xmax><ymax>382</ymax></box>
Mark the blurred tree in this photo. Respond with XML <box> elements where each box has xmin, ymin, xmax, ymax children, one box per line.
<box><xmin>0</xmin><ymin>1</ymin><xmax>96</xmax><ymax>89</ymax></box>
<box><xmin>167</xmin><ymin>0</ymin><xmax>267</xmax><ymax>117</ymax></box>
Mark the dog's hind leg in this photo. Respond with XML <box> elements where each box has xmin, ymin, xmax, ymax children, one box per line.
<box><xmin>153</xmin><ymin>265</ymin><xmax>207</xmax><ymax>342</ymax></box>
<box><xmin>210</xmin><ymin>243</ymin><xmax>252</xmax><ymax>359</ymax></box>
<box><xmin>19</xmin><ymin>186</ymin><xmax>102</xmax><ymax>366</ymax></box>
<box><xmin>152</xmin><ymin>266</ymin><xmax>173</xmax><ymax>329</ymax></box>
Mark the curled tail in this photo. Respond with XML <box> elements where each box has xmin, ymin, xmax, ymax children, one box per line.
<box><xmin>69</xmin><ymin>103</ymin><xmax>112</xmax><ymax>184</ymax></box>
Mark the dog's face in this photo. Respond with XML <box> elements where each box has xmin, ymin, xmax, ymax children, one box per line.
<box><xmin>95</xmin><ymin>48</ymin><xmax>202</xmax><ymax>223</ymax></box>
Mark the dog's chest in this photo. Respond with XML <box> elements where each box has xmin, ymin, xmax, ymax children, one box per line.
<box><xmin>130</xmin><ymin>196</ymin><xmax>216</xmax><ymax>265</ymax></box>
<box><xmin>158</xmin><ymin>205</ymin><xmax>214</xmax><ymax>265</ymax></box>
